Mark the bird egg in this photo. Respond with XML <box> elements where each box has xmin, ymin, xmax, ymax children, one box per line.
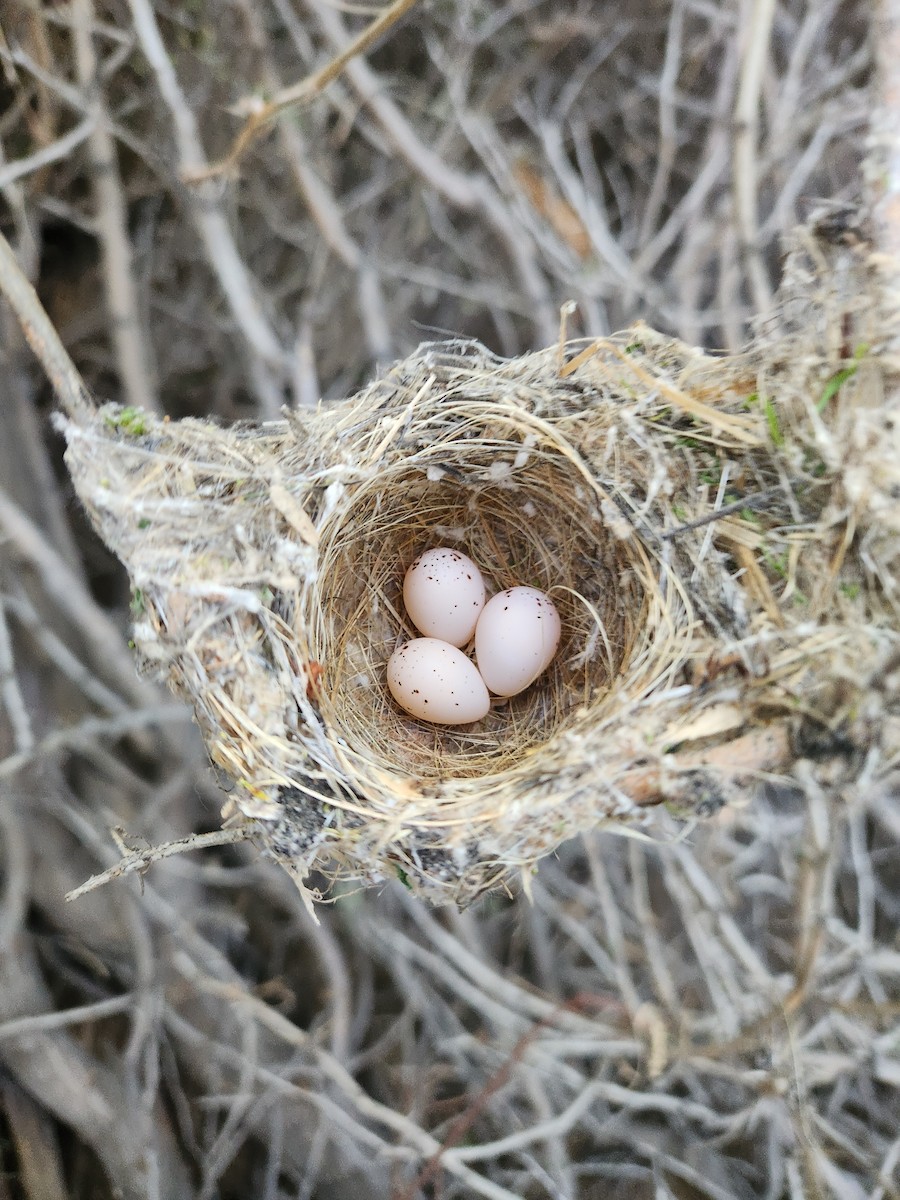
<box><xmin>403</xmin><ymin>547</ymin><xmax>486</xmax><ymax>647</ymax></box>
<box><xmin>475</xmin><ymin>587</ymin><xmax>561</xmax><ymax>697</ymax></box>
<box><xmin>387</xmin><ymin>638</ymin><xmax>491</xmax><ymax>725</ymax></box>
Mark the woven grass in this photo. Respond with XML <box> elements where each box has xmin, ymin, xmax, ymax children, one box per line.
<box><xmin>58</xmin><ymin>208</ymin><xmax>900</xmax><ymax>905</ymax></box>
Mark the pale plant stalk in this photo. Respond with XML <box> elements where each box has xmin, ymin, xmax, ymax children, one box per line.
<box><xmin>71</xmin><ymin>0</ymin><xmax>159</xmax><ymax>414</ymax></box>
<box><xmin>733</xmin><ymin>0</ymin><xmax>777</xmax><ymax>315</ymax></box>
<box><xmin>125</xmin><ymin>0</ymin><xmax>288</xmax><ymax>416</ymax></box>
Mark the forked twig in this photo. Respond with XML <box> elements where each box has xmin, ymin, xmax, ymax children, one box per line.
<box><xmin>65</xmin><ymin>826</ymin><xmax>256</xmax><ymax>901</ymax></box>
<box><xmin>189</xmin><ymin>0</ymin><xmax>421</xmax><ymax>182</ymax></box>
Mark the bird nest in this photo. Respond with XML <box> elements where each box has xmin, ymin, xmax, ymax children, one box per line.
<box><xmin>58</xmin><ymin>210</ymin><xmax>900</xmax><ymax>904</ymax></box>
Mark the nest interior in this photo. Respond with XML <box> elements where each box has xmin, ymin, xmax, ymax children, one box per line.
<box><xmin>317</xmin><ymin>415</ymin><xmax>640</xmax><ymax>784</ymax></box>
<box><xmin>57</xmin><ymin>211</ymin><xmax>900</xmax><ymax>904</ymax></box>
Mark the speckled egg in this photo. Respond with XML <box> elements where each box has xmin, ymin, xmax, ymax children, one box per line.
<box><xmin>403</xmin><ymin>547</ymin><xmax>486</xmax><ymax>647</ymax></box>
<box><xmin>475</xmin><ymin>586</ymin><xmax>561</xmax><ymax>697</ymax></box>
<box><xmin>387</xmin><ymin>638</ymin><xmax>491</xmax><ymax>724</ymax></box>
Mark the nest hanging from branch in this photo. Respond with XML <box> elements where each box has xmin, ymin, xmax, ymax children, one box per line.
<box><xmin>57</xmin><ymin>210</ymin><xmax>900</xmax><ymax>905</ymax></box>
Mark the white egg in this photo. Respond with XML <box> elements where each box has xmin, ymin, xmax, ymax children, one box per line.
<box><xmin>403</xmin><ymin>547</ymin><xmax>486</xmax><ymax>647</ymax></box>
<box><xmin>475</xmin><ymin>586</ymin><xmax>561</xmax><ymax>697</ymax></box>
<box><xmin>387</xmin><ymin>638</ymin><xmax>491</xmax><ymax>725</ymax></box>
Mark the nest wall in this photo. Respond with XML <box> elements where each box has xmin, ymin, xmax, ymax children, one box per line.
<box><xmin>58</xmin><ymin>212</ymin><xmax>900</xmax><ymax>904</ymax></box>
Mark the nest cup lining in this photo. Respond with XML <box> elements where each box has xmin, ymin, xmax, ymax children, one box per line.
<box><xmin>316</xmin><ymin>440</ymin><xmax>642</xmax><ymax>785</ymax></box>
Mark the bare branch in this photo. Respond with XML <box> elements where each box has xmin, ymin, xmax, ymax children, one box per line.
<box><xmin>0</xmin><ymin>230</ymin><xmax>94</xmax><ymax>421</ymax></box>
<box><xmin>125</xmin><ymin>0</ymin><xmax>288</xmax><ymax>415</ymax></box>
<box><xmin>733</xmin><ymin>0</ymin><xmax>777</xmax><ymax>315</ymax></box>
<box><xmin>871</xmin><ymin>0</ymin><xmax>900</xmax><ymax>266</ymax></box>
<box><xmin>196</xmin><ymin>0</ymin><xmax>422</xmax><ymax>181</ymax></box>
<box><xmin>71</xmin><ymin>0</ymin><xmax>159</xmax><ymax>414</ymax></box>
<box><xmin>65</xmin><ymin>827</ymin><xmax>256</xmax><ymax>902</ymax></box>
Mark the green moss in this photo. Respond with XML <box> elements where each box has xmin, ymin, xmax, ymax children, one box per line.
<box><xmin>104</xmin><ymin>406</ymin><xmax>149</xmax><ymax>437</ymax></box>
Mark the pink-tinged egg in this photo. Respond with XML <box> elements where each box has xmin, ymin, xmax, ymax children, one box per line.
<box><xmin>475</xmin><ymin>587</ymin><xmax>561</xmax><ymax>697</ymax></box>
<box><xmin>387</xmin><ymin>638</ymin><xmax>491</xmax><ymax>725</ymax></box>
<box><xmin>403</xmin><ymin>547</ymin><xmax>486</xmax><ymax>647</ymax></box>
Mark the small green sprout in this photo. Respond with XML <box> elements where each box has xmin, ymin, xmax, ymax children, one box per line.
<box><xmin>763</xmin><ymin>397</ymin><xmax>783</xmax><ymax>447</ymax></box>
<box><xmin>816</xmin><ymin>344</ymin><xmax>868</xmax><ymax>413</ymax></box>
<box><xmin>817</xmin><ymin>366</ymin><xmax>857</xmax><ymax>413</ymax></box>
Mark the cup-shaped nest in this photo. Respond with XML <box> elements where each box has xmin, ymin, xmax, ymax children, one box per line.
<box><xmin>60</xmin><ymin>213</ymin><xmax>900</xmax><ymax>905</ymax></box>
<box><xmin>56</xmin><ymin>337</ymin><xmax>767</xmax><ymax>902</ymax></box>
<box><xmin>282</xmin><ymin>342</ymin><xmax>705</xmax><ymax>902</ymax></box>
